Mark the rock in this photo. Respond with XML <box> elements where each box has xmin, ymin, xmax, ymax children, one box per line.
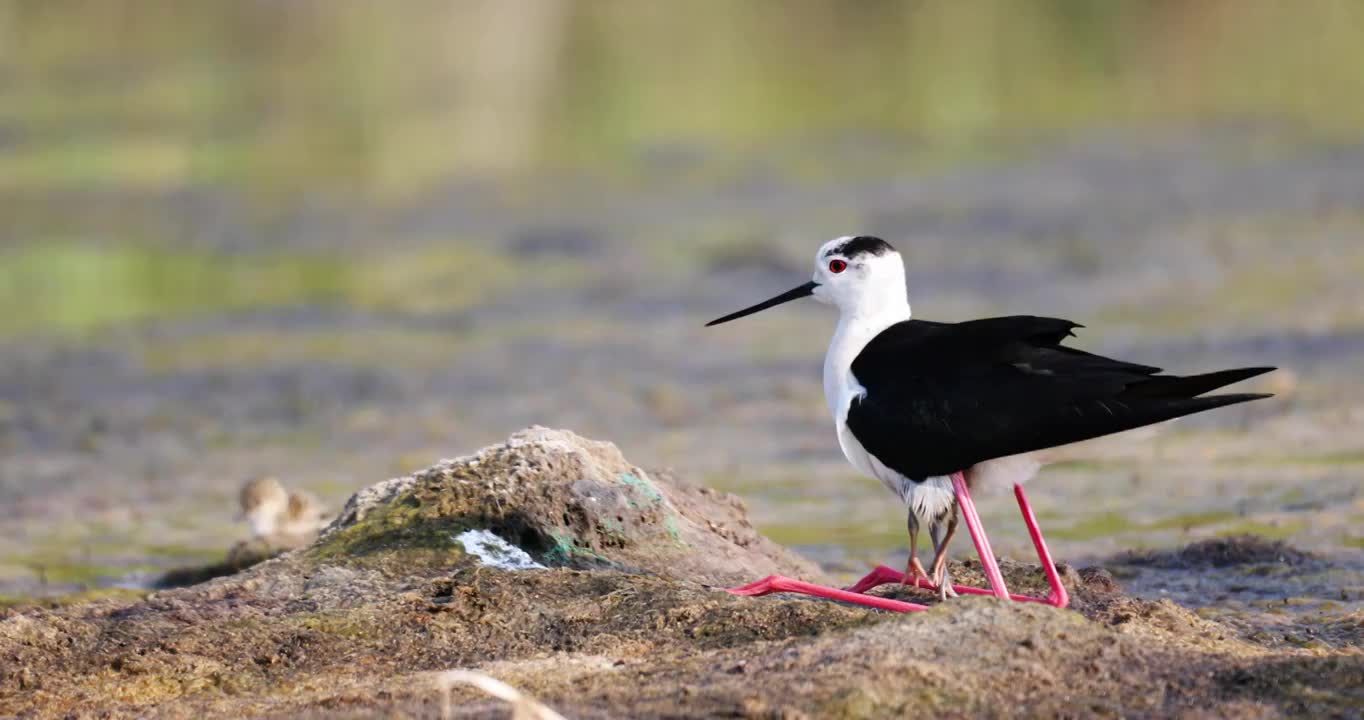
<box><xmin>315</xmin><ymin>426</ymin><xmax>823</xmax><ymax>587</ymax></box>
<box><xmin>0</xmin><ymin>428</ymin><xmax>1359</xmax><ymax>719</ymax></box>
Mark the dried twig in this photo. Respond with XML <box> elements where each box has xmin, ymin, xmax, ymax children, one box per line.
<box><xmin>432</xmin><ymin>669</ymin><xmax>568</xmax><ymax>720</ymax></box>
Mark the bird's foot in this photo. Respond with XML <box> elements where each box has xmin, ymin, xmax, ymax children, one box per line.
<box><xmin>844</xmin><ymin>565</ymin><xmax>908</xmax><ymax>594</ymax></box>
<box><xmin>933</xmin><ymin>567</ymin><xmax>958</xmax><ymax>601</ymax></box>
<box><xmin>728</xmin><ymin>574</ymin><xmax>928</xmax><ymax>613</ymax></box>
<box><xmin>905</xmin><ymin>555</ymin><xmax>932</xmax><ymax>589</ymax></box>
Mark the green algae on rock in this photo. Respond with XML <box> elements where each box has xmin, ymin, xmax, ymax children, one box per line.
<box><xmin>311</xmin><ymin>426</ymin><xmax>823</xmax><ymax>585</ymax></box>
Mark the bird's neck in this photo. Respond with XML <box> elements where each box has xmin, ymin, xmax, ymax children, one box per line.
<box><xmin>823</xmin><ymin>294</ymin><xmax>911</xmax><ymax>417</ymax></box>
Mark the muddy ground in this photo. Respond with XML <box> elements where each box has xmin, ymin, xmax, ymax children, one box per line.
<box><xmin>2</xmin><ymin>428</ymin><xmax>1359</xmax><ymax>719</ymax></box>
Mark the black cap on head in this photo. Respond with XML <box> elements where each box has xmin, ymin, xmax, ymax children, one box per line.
<box><xmin>826</xmin><ymin>236</ymin><xmax>894</xmax><ymax>259</ymax></box>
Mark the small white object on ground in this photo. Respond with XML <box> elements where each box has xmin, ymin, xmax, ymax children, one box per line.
<box><xmin>454</xmin><ymin>529</ymin><xmax>546</xmax><ymax>571</ymax></box>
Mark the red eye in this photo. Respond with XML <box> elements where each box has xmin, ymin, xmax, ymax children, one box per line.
<box><xmin>828</xmin><ymin>259</ymin><xmax>847</xmax><ymax>273</ymax></box>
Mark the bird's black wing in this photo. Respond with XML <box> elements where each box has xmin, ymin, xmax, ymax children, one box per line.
<box><xmin>845</xmin><ymin>316</ymin><xmax>1274</xmax><ymax>478</ymax></box>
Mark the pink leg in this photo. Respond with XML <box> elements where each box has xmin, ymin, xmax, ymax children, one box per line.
<box><xmin>951</xmin><ymin>471</ymin><xmax>1010</xmax><ymax>599</ymax></box>
<box><xmin>843</xmin><ymin>482</ymin><xmax>1070</xmax><ymax>608</ymax></box>
<box><xmin>1014</xmin><ymin>482</ymin><xmax>1069</xmax><ymax>608</ymax></box>
<box><xmin>844</xmin><ymin>565</ymin><xmax>1047</xmax><ymax>603</ymax></box>
<box><xmin>845</xmin><ymin>564</ymin><xmax>926</xmax><ymax>594</ymax></box>
<box><xmin>727</xmin><ymin>474</ymin><xmax>1070</xmax><ymax>611</ymax></box>
<box><xmin>728</xmin><ymin>575</ymin><xmax>929</xmax><ymax>612</ymax></box>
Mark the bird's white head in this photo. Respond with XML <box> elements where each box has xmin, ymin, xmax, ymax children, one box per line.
<box><xmin>810</xmin><ymin>236</ymin><xmax>908</xmax><ymax>319</ymax></box>
<box><xmin>705</xmin><ymin>235</ymin><xmax>909</xmax><ymax>327</ymax></box>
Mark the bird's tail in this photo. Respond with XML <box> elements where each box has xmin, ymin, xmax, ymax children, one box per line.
<box><xmin>1126</xmin><ymin>366</ymin><xmax>1276</xmax><ymax>399</ymax></box>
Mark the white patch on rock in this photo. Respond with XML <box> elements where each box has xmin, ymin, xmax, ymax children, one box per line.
<box><xmin>455</xmin><ymin>529</ymin><xmax>546</xmax><ymax>571</ymax></box>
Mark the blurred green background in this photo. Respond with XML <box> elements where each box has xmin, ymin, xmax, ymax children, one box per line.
<box><xmin>2</xmin><ymin>0</ymin><xmax>1363</xmax><ymax>598</ymax></box>
<box><xmin>3</xmin><ymin>0</ymin><xmax>1363</xmax><ymax>333</ymax></box>
<box><xmin>5</xmin><ymin>1</ymin><xmax>1364</xmax><ymax>192</ymax></box>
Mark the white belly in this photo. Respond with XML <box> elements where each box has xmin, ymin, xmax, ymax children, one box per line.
<box><xmin>965</xmin><ymin>452</ymin><xmax>1044</xmax><ymax>494</ymax></box>
<box><xmin>965</xmin><ymin>423</ymin><xmax>1166</xmax><ymax>493</ymax></box>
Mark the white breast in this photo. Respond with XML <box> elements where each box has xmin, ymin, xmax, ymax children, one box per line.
<box><xmin>820</xmin><ymin>289</ymin><xmax>959</xmax><ymax>521</ymax></box>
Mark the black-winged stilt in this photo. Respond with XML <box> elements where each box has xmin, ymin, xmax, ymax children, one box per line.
<box><xmin>706</xmin><ymin>235</ymin><xmax>1274</xmax><ymax>611</ymax></box>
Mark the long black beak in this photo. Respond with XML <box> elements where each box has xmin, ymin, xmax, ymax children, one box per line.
<box><xmin>705</xmin><ymin>281</ymin><xmax>818</xmax><ymax>327</ymax></box>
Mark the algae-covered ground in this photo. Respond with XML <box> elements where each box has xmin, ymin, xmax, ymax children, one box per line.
<box><xmin>1</xmin><ymin>429</ymin><xmax>1360</xmax><ymax>718</ymax></box>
